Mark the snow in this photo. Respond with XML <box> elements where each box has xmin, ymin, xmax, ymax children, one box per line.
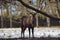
<box><xmin>0</xmin><ymin>28</ymin><xmax>60</xmax><ymax>38</ymax></box>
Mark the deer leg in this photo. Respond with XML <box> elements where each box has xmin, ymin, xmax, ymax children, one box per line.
<box><xmin>21</xmin><ymin>28</ymin><xmax>22</xmax><ymax>38</ymax></box>
<box><xmin>22</xmin><ymin>30</ymin><xmax>25</xmax><ymax>38</ymax></box>
<box><xmin>23</xmin><ymin>26</ymin><xmax>27</xmax><ymax>38</ymax></box>
<box><xmin>21</xmin><ymin>28</ymin><xmax>25</xmax><ymax>38</ymax></box>
<box><xmin>28</xmin><ymin>28</ymin><xmax>30</xmax><ymax>38</ymax></box>
<box><xmin>21</xmin><ymin>31</ymin><xmax>22</xmax><ymax>38</ymax></box>
<box><xmin>21</xmin><ymin>28</ymin><xmax>23</xmax><ymax>38</ymax></box>
<box><xmin>32</xmin><ymin>27</ymin><xmax>34</xmax><ymax>38</ymax></box>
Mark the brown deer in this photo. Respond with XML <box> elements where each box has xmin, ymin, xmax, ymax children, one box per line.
<box><xmin>20</xmin><ymin>13</ymin><xmax>36</xmax><ymax>38</ymax></box>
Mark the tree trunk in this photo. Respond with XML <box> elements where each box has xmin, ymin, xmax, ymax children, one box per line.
<box><xmin>46</xmin><ymin>1</ymin><xmax>50</xmax><ymax>27</ymax></box>
<box><xmin>47</xmin><ymin>17</ymin><xmax>50</xmax><ymax>27</ymax></box>
<box><xmin>35</xmin><ymin>0</ymin><xmax>41</xmax><ymax>27</ymax></box>
<box><xmin>9</xmin><ymin>3</ymin><xmax>12</xmax><ymax>28</ymax></box>
<box><xmin>36</xmin><ymin>14</ymin><xmax>38</xmax><ymax>27</ymax></box>
<box><xmin>1</xmin><ymin>5</ymin><xmax>3</xmax><ymax>28</ymax></box>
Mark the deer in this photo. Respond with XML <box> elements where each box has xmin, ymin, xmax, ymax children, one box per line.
<box><xmin>20</xmin><ymin>13</ymin><xmax>36</xmax><ymax>38</ymax></box>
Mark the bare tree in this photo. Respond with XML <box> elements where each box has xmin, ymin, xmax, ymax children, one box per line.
<box><xmin>9</xmin><ymin>0</ymin><xmax>13</xmax><ymax>28</ymax></box>
<box><xmin>45</xmin><ymin>0</ymin><xmax>51</xmax><ymax>27</ymax></box>
<box><xmin>0</xmin><ymin>1</ymin><xmax>4</xmax><ymax>28</ymax></box>
<box><xmin>35</xmin><ymin>0</ymin><xmax>40</xmax><ymax>27</ymax></box>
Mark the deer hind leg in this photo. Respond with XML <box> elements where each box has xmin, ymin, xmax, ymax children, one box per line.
<box><xmin>28</xmin><ymin>27</ymin><xmax>30</xmax><ymax>38</ymax></box>
<box><xmin>32</xmin><ymin>24</ymin><xmax>34</xmax><ymax>38</ymax></box>
<box><xmin>24</xmin><ymin>27</ymin><xmax>26</xmax><ymax>38</ymax></box>
<box><xmin>32</xmin><ymin>27</ymin><xmax>34</xmax><ymax>38</ymax></box>
<box><xmin>21</xmin><ymin>28</ymin><xmax>25</xmax><ymax>38</ymax></box>
<box><xmin>21</xmin><ymin>28</ymin><xmax>23</xmax><ymax>38</ymax></box>
<box><xmin>22</xmin><ymin>26</ymin><xmax>27</xmax><ymax>38</ymax></box>
<box><xmin>30</xmin><ymin>24</ymin><xmax>34</xmax><ymax>38</ymax></box>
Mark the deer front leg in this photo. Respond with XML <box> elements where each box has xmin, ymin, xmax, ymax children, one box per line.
<box><xmin>28</xmin><ymin>28</ymin><xmax>30</xmax><ymax>38</ymax></box>
<box><xmin>32</xmin><ymin>27</ymin><xmax>34</xmax><ymax>38</ymax></box>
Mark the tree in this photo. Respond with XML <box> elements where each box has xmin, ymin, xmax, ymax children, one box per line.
<box><xmin>6</xmin><ymin>0</ymin><xmax>13</xmax><ymax>28</ymax></box>
<box><xmin>36</xmin><ymin>0</ymin><xmax>40</xmax><ymax>27</ymax></box>
<box><xmin>46</xmin><ymin>1</ymin><xmax>50</xmax><ymax>27</ymax></box>
<box><xmin>56</xmin><ymin>0</ymin><xmax>60</xmax><ymax>24</ymax></box>
<box><xmin>0</xmin><ymin>1</ymin><xmax>4</xmax><ymax>28</ymax></box>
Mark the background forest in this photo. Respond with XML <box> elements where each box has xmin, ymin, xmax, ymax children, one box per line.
<box><xmin>0</xmin><ymin>0</ymin><xmax>60</xmax><ymax>28</ymax></box>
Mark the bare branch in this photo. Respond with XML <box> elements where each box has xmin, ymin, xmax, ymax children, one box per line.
<box><xmin>17</xmin><ymin>0</ymin><xmax>60</xmax><ymax>20</ymax></box>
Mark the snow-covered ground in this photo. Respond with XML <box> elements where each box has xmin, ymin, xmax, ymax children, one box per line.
<box><xmin>0</xmin><ymin>28</ymin><xmax>60</xmax><ymax>38</ymax></box>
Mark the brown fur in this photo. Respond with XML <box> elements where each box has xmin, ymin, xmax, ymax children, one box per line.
<box><xmin>20</xmin><ymin>14</ymin><xmax>36</xmax><ymax>38</ymax></box>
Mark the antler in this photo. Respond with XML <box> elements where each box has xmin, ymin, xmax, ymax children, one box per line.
<box><xmin>17</xmin><ymin>0</ymin><xmax>60</xmax><ymax>20</ymax></box>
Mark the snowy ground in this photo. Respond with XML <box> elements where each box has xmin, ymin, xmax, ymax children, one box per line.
<box><xmin>0</xmin><ymin>28</ymin><xmax>60</xmax><ymax>38</ymax></box>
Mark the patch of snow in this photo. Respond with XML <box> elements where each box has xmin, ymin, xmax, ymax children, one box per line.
<box><xmin>0</xmin><ymin>28</ymin><xmax>60</xmax><ymax>38</ymax></box>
